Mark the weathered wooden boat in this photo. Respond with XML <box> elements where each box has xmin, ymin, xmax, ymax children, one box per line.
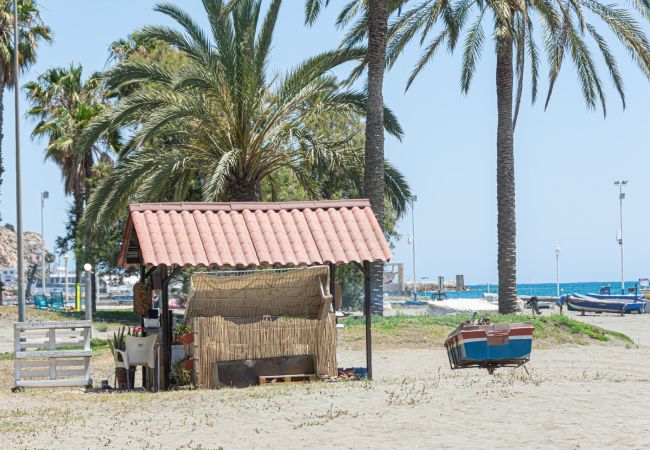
<box><xmin>445</xmin><ymin>318</ymin><xmax>534</xmax><ymax>373</ymax></box>
<box><xmin>565</xmin><ymin>294</ymin><xmax>646</xmax><ymax>314</ymax></box>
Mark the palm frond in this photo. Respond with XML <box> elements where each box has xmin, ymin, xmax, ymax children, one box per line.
<box><xmin>460</xmin><ymin>6</ymin><xmax>486</xmax><ymax>93</ymax></box>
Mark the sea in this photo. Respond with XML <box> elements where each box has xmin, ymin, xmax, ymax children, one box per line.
<box><xmin>447</xmin><ymin>281</ymin><xmax>640</xmax><ymax>299</ymax></box>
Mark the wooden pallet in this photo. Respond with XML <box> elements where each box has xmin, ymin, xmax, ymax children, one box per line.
<box><xmin>258</xmin><ymin>374</ymin><xmax>316</xmax><ymax>385</ymax></box>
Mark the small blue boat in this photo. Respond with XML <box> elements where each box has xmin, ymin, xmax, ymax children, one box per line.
<box><xmin>564</xmin><ymin>294</ymin><xmax>646</xmax><ymax>314</ymax></box>
<box><xmin>445</xmin><ymin>318</ymin><xmax>534</xmax><ymax>373</ymax></box>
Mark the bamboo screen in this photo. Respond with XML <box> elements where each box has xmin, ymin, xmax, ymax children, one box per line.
<box><xmin>195</xmin><ymin>314</ymin><xmax>337</xmax><ymax>388</ymax></box>
<box><xmin>183</xmin><ymin>266</ymin><xmax>332</xmax><ymax>321</ymax></box>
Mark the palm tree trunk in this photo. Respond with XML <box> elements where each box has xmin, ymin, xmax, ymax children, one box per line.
<box><xmin>496</xmin><ymin>34</ymin><xmax>517</xmax><ymax>314</ymax></box>
<box><xmin>226</xmin><ymin>179</ymin><xmax>260</xmax><ymax>202</ymax></box>
<box><xmin>364</xmin><ymin>0</ymin><xmax>389</xmax><ymax>316</ymax></box>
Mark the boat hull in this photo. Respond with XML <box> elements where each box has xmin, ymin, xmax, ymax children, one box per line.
<box><xmin>566</xmin><ymin>294</ymin><xmax>646</xmax><ymax>314</ymax></box>
<box><xmin>445</xmin><ymin>323</ymin><xmax>534</xmax><ymax>370</ymax></box>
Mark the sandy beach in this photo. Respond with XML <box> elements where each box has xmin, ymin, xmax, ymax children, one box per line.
<box><xmin>0</xmin><ymin>310</ymin><xmax>648</xmax><ymax>449</ymax></box>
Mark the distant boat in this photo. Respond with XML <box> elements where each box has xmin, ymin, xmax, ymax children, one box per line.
<box><xmin>563</xmin><ymin>294</ymin><xmax>646</xmax><ymax>314</ymax></box>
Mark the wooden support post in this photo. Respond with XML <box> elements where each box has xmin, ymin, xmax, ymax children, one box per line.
<box><xmin>160</xmin><ymin>265</ymin><xmax>170</xmax><ymax>389</ymax></box>
<box><xmin>329</xmin><ymin>263</ymin><xmax>337</xmax><ymax>311</ymax></box>
<box><xmin>363</xmin><ymin>261</ymin><xmax>373</xmax><ymax>380</ymax></box>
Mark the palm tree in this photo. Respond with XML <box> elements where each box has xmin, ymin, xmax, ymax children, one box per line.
<box><xmin>306</xmin><ymin>0</ymin><xmax>401</xmax><ymax>315</ymax></box>
<box><xmin>80</xmin><ymin>0</ymin><xmax>405</xmax><ymax>229</ymax></box>
<box><xmin>389</xmin><ymin>0</ymin><xmax>650</xmax><ymax>313</ymax></box>
<box><xmin>25</xmin><ymin>64</ymin><xmax>117</xmax><ymax>296</ymax></box>
<box><xmin>0</xmin><ymin>0</ymin><xmax>51</xmax><ymax>219</ymax></box>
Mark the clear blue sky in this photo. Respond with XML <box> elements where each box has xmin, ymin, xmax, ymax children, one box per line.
<box><xmin>1</xmin><ymin>0</ymin><xmax>649</xmax><ymax>285</ymax></box>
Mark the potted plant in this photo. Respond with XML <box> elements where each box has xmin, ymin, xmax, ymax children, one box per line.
<box><xmin>174</xmin><ymin>323</ymin><xmax>193</xmax><ymax>345</ymax></box>
<box><xmin>108</xmin><ymin>326</ymin><xmax>136</xmax><ymax>388</ymax></box>
<box><xmin>172</xmin><ymin>361</ymin><xmax>192</xmax><ymax>386</ymax></box>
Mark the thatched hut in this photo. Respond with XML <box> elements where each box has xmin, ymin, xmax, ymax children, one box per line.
<box><xmin>118</xmin><ymin>200</ymin><xmax>393</xmax><ymax>389</ymax></box>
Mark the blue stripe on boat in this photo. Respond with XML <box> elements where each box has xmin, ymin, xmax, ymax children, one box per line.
<box><xmin>457</xmin><ymin>339</ymin><xmax>532</xmax><ymax>362</ymax></box>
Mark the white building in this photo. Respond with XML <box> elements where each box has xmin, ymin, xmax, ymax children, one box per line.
<box><xmin>1</xmin><ymin>268</ymin><xmax>17</xmax><ymax>286</ymax></box>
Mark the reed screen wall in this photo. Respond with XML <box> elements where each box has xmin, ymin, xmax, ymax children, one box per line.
<box><xmin>194</xmin><ymin>314</ymin><xmax>337</xmax><ymax>388</ymax></box>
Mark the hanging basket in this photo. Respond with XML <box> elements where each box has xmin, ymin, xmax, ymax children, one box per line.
<box><xmin>133</xmin><ymin>282</ymin><xmax>152</xmax><ymax>317</ymax></box>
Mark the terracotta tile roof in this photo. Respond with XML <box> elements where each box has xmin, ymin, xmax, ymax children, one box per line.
<box><xmin>119</xmin><ymin>200</ymin><xmax>392</xmax><ymax>268</ymax></box>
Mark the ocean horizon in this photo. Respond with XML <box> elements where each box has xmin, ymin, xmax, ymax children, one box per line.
<box><xmin>450</xmin><ymin>280</ymin><xmax>642</xmax><ymax>298</ymax></box>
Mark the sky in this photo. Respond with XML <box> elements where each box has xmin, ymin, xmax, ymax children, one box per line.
<box><xmin>1</xmin><ymin>0</ymin><xmax>649</xmax><ymax>285</ymax></box>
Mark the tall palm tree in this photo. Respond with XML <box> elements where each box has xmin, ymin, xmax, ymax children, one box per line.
<box><xmin>389</xmin><ymin>0</ymin><xmax>650</xmax><ymax>313</ymax></box>
<box><xmin>0</xmin><ymin>0</ymin><xmax>51</xmax><ymax>219</ymax></box>
<box><xmin>25</xmin><ymin>64</ymin><xmax>117</xmax><ymax>295</ymax></box>
<box><xmin>80</xmin><ymin>0</ymin><xmax>405</xmax><ymax>229</ymax></box>
<box><xmin>305</xmin><ymin>0</ymin><xmax>400</xmax><ymax>315</ymax></box>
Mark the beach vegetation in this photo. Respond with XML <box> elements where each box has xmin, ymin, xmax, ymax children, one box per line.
<box><xmin>386</xmin><ymin>0</ymin><xmax>650</xmax><ymax>314</ymax></box>
<box><xmin>339</xmin><ymin>314</ymin><xmax>634</xmax><ymax>348</ymax></box>
<box><xmin>25</xmin><ymin>64</ymin><xmax>120</xmax><ymax>304</ymax></box>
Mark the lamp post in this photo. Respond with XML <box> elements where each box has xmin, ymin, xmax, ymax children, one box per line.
<box><xmin>408</xmin><ymin>195</ymin><xmax>417</xmax><ymax>288</ymax></box>
<box><xmin>40</xmin><ymin>191</ymin><xmax>49</xmax><ymax>293</ymax></box>
<box><xmin>614</xmin><ymin>180</ymin><xmax>627</xmax><ymax>294</ymax></box>
<box><xmin>13</xmin><ymin>0</ymin><xmax>25</xmax><ymax>322</ymax></box>
<box><xmin>554</xmin><ymin>244</ymin><xmax>561</xmax><ymax>299</ymax></box>
<box><xmin>84</xmin><ymin>263</ymin><xmax>93</xmax><ymax>322</ymax></box>
<box><xmin>63</xmin><ymin>254</ymin><xmax>69</xmax><ymax>305</ymax></box>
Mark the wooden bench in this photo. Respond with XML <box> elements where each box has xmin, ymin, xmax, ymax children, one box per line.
<box><xmin>14</xmin><ymin>321</ymin><xmax>93</xmax><ymax>388</ymax></box>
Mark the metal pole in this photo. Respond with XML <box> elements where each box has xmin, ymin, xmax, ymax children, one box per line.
<box><xmin>363</xmin><ymin>261</ymin><xmax>372</xmax><ymax>380</ymax></box>
<box><xmin>614</xmin><ymin>181</ymin><xmax>627</xmax><ymax>295</ymax></box>
<box><xmin>619</xmin><ymin>184</ymin><xmax>625</xmax><ymax>294</ymax></box>
<box><xmin>41</xmin><ymin>193</ymin><xmax>46</xmax><ymax>293</ymax></box>
<box><xmin>411</xmin><ymin>195</ymin><xmax>417</xmax><ymax>287</ymax></box>
<box><xmin>555</xmin><ymin>252</ymin><xmax>560</xmax><ymax>298</ymax></box>
<box><xmin>84</xmin><ymin>267</ymin><xmax>92</xmax><ymax>322</ymax></box>
<box><xmin>13</xmin><ymin>0</ymin><xmax>25</xmax><ymax>322</ymax></box>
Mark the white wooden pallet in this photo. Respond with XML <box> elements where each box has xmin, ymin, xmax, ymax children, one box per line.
<box><xmin>14</xmin><ymin>321</ymin><xmax>93</xmax><ymax>389</ymax></box>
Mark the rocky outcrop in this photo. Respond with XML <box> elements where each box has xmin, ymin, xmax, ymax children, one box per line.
<box><xmin>0</xmin><ymin>226</ymin><xmax>44</xmax><ymax>268</ymax></box>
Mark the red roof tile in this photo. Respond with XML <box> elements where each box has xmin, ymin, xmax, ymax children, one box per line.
<box><xmin>119</xmin><ymin>200</ymin><xmax>392</xmax><ymax>268</ymax></box>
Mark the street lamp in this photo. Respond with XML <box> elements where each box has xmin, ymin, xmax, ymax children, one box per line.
<box><xmin>554</xmin><ymin>244</ymin><xmax>561</xmax><ymax>299</ymax></box>
<box><xmin>84</xmin><ymin>263</ymin><xmax>93</xmax><ymax>322</ymax></box>
<box><xmin>40</xmin><ymin>191</ymin><xmax>49</xmax><ymax>293</ymax></box>
<box><xmin>409</xmin><ymin>195</ymin><xmax>417</xmax><ymax>288</ymax></box>
<box><xmin>63</xmin><ymin>254</ymin><xmax>69</xmax><ymax>305</ymax></box>
<box><xmin>13</xmin><ymin>0</ymin><xmax>26</xmax><ymax>322</ymax></box>
<box><xmin>614</xmin><ymin>180</ymin><xmax>628</xmax><ymax>294</ymax></box>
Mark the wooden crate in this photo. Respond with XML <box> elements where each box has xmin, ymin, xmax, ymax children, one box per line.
<box><xmin>259</xmin><ymin>374</ymin><xmax>316</xmax><ymax>385</ymax></box>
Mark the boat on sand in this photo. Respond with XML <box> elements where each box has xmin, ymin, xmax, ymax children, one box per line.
<box><xmin>563</xmin><ymin>293</ymin><xmax>646</xmax><ymax>314</ymax></box>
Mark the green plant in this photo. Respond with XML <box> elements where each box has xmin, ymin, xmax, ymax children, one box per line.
<box><xmin>172</xmin><ymin>362</ymin><xmax>192</xmax><ymax>386</ymax></box>
<box><xmin>95</xmin><ymin>323</ymin><xmax>109</xmax><ymax>332</ymax></box>
<box><xmin>107</xmin><ymin>326</ymin><xmax>129</xmax><ymax>357</ymax></box>
<box><xmin>174</xmin><ymin>323</ymin><xmax>192</xmax><ymax>335</ymax></box>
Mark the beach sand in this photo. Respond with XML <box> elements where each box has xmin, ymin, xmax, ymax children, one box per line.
<box><xmin>0</xmin><ymin>311</ymin><xmax>648</xmax><ymax>449</ymax></box>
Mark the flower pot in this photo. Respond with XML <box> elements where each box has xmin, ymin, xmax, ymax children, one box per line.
<box><xmin>116</xmin><ymin>367</ymin><xmax>137</xmax><ymax>389</ymax></box>
<box><xmin>178</xmin><ymin>332</ymin><xmax>194</xmax><ymax>345</ymax></box>
<box><xmin>182</xmin><ymin>358</ymin><xmax>194</xmax><ymax>371</ymax></box>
